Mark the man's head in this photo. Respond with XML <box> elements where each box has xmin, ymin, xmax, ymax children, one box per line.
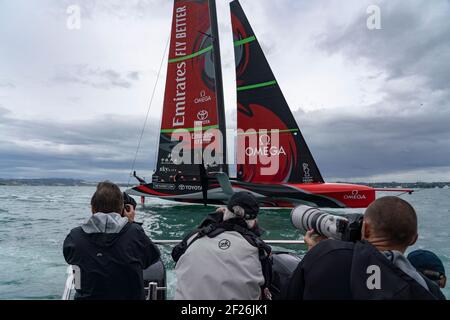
<box><xmin>362</xmin><ymin>196</ymin><xmax>418</xmax><ymax>252</ymax></box>
<box><xmin>224</xmin><ymin>192</ymin><xmax>260</xmax><ymax>228</ymax></box>
<box><xmin>407</xmin><ymin>249</ymin><xmax>447</xmax><ymax>289</ymax></box>
<box><xmin>91</xmin><ymin>181</ymin><xmax>124</xmax><ymax>214</ymax></box>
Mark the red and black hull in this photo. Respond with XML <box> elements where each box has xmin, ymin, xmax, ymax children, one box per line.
<box><xmin>127</xmin><ymin>181</ymin><xmax>376</xmax><ymax>209</ymax></box>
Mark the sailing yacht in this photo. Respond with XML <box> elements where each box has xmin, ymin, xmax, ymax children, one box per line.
<box><xmin>126</xmin><ymin>0</ymin><xmax>412</xmax><ymax>208</ymax></box>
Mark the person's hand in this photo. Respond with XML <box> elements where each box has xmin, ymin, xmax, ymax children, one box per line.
<box><xmin>215</xmin><ymin>207</ymin><xmax>226</xmax><ymax>214</ymax></box>
<box><xmin>304</xmin><ymin>229</ymin><xmax>327</xmax><ymax>251</ymax></box>
<box><xmin>123</xmin><ymin>205</ymin><xmax>136</xmax><ymax>222</ymax></box>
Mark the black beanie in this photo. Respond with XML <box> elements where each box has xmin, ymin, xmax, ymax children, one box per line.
<box><xmin>227</xmin><ymin>192</ymin><xmax>259</xmax><ymax>220</ymax></box>
<box><xmin>123</xmin><ymin>192</ymin><xmax>137</xmax><ymax>209</ymax></box>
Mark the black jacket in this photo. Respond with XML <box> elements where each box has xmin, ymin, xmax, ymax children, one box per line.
<box><xmin>63</xmin><ymin>222</ymin><xmax>160</xmax><ymax>300</ymax></box>
<box><xmin>285</xmin><ymin>240</ymin><xmax>445</xmax><ymax>300</ymax></box>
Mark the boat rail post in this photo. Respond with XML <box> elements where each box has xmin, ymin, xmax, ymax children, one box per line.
<box><xmin>62</xmin><ymin>266</ymin><xmax>75</xmax><ymax>300</ymax></box>
<box><xmin>145</xmin><ymin>282</ymin><xmax>167</xmax><ymax>301</ymax></box>
<box><xmin>146</xmin><ymin>282</ymin><xmax>158</xmax><ymax>300</ymax></box>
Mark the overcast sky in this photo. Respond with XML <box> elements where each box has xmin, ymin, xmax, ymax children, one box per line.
<box><xmin>1</xmin><ymin>0</ymin><xmax>449</xmax><ymax>183</ymax></box>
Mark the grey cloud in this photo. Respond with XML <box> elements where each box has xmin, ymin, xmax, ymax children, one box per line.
<box><xmin>0</xmin><ymin>111</ymin><xmax>160</xmax><ymax>181</ymax></box>
<box><xmin>1</xmin><ymin>103</ymin><xmax>450</xmax><ymax>181</ymax></box>
<box><xmin>0</xmin><ymin>106</ymin><xmax>11</xmax><ymax>116</ymax></box>
<box><xmin>127</xmin><ymin>71</ymin><xmax>140</xmax><ymax>81</ymax></box>
<box><xmin>52</xmin><ymin>65</ymin><xmax>141</xmax><ymax>89</ymax></box>
<box><xmin>293</xmin><ymin>0</ymin><xmax>450</xmax><ymax>180</ymax></box>
<box><xmin>296</xmin><ymin>103</ymin><xmax>450</xmax><ymax>180</ymax></box>
<box><xmin>54</xmin><ymin>0</ymin><xmax>171</xmax><ymax>20</ymax></box>
<box><xmin>317</xmin><ymin>0</ymin><xmax>450</xmax><ymax>91</ymax></box>
<box><xmin>0</xmin><ymin>81</ymin><xmax>15</xmax><ymax>88</ymax></box>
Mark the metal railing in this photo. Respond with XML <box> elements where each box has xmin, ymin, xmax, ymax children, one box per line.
<box><xmin>153</xmin><ymin>240</ymin><xmax>305</xmax><ymax>245</ymax></box>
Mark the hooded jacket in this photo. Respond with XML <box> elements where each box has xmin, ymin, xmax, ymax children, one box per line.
<box><xmin>63</xmin><ymin>213</ymin><xmax>160</xmax><ymax>300</ymax></box>
<box><xmin>285</xmin><ymin>240</ymin><xmax>445</xmax><ymax>300</ymax></box>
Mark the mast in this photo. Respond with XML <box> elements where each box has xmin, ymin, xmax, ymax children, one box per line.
<box><xmin>208</xmin><ymin>0</ymin><xmax>228</xmax><ymax>174</ymax></box>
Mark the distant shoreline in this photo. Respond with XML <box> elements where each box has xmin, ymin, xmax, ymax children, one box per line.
<box><xmin>0</xmin><ymin>179</ymin><xmax>129</xmax><ymax>187</ymax></box>
<box><xmin>0</xmin><ymin>178</ymin><xmax>449</xmax><ymax>189</ymax></box>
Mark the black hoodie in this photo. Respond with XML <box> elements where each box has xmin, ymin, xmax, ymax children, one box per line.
<box><xmin>285</xmin><ymin>240</ymin><xmax>445</xmax><ymax>300</ymax></box>
<box><xmin>63</xmin><ymin>213</ymin><xmax>160</xmax><ymax>300</ymax></box>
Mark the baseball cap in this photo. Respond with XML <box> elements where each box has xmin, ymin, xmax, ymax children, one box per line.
<box><xmin>227</xmin><ymin>192</ymin><xmax>259</xmax><ymax>220</ymax></box>
<box><xmin>407</xmin><ymin>249</ymin><xmax>445</xmax><ymax>276</ymax></box>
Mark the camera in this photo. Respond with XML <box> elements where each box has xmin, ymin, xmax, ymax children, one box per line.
<box><xmin>123</xmin><ymin>192</ymin><xmax>137</xmax><ymax>214</ymax></box>
<box><xmin>291</xmin><ymin>205</ymin><xmax>363</xmax><ymax>242</ymax></box>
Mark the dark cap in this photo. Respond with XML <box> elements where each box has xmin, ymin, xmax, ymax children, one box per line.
<box><xmin>123</xmin><ymin>192</ymin><xmax>137</xmax><ymax>209</ymax></box>
<box><xmin>227</xmin><ymin>192</ymin><xmax>259</xmax><ymax>220</ymax></box>
<box><xmin>407</xmin><ymin>249</ymin><xmax>445</xmax><ymax>276</ymax></box>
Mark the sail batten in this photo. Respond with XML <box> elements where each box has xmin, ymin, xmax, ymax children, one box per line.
<box><xmin>168</xmin><ymin>45</ymin><xmax>213</xmax><ymax>63</ymax></box>
<box><xmin>234</xmin><ymin>36</ymin><xmax>256</xmax><ymax>47</ymax></box>
<box><xmin>161</xmin><ymin>124</ymin><xmax>219</xmax><ymax>133</ymax></box>
<box><xmin>237</xmin><ymin>80</ymin><xmax>277</xmax><ymax>91</ymax></box>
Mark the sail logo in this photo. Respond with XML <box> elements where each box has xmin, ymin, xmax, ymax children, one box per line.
<box><xmin>302</xmin><ymin>163</ymin><xmax>314</xmax><ymax>183</ymax></box>
<box><xmin>154</xmin><ymin>183</ymin><xmax>176</xmax><ymax>191</ymax></box>
<box><xmin>194</xmin><ymin>90</ymin><xmax>212</xmax><ymax>104</ymax></box>
<box><xmin>178</xmin><ymin>184</ymin><xmax>202</xmax><ymax>192</ymax></box>
<box><xmin>245</xmin><ymin>135</ymin><xmax>286</xmax><ymax>157</ymax></box>
<box><xmin>172</xmin><ymin>5</ymin><xmax>188</xmax><ymax>128</ymax></box>
<box><xmin>159</xmin><ymin>166</ymin><xmax>177</xmax><ymax>173</ymax></box>
<box><xmin>172</xmin><ymin>61</ymin><xmax>187</xmax><ymax>128</ymax></box>
<box><xmin>245</xmin><ymin>147</ymin><xmax>286</xmax><ymax>157</ymax></box>
<box><xmin>237</xmin><ymin>130</ymin><xmax>283</xmax><ymax>176</ymax></box>
<box><xmin>174</xmin><ymin>6</ymin><xmax>187</xmax><ymax>41</ymax></box>
<box><xmin>344</xmin><ymin>190</ymin><xmax>367</xmax><ymax>200</ymax></box>
<box><xmin>161</xmin><ymin>153</ymin><xmax>174</xmax><ymax>165</ymax></box>
<box><xmin>197</xmin><ymin>110</ymin><xmax>209</xmax><ymax>121</ymax></box>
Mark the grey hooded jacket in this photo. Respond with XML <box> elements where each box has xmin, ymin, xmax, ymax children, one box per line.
<box><xmin>174</xmin><ymin>230</ymin><xmax>265</xmax><ymax>300</ymax></box>
<box><xmin>81</xmin><ymin>212</ymin><xmax>129</xmax><ymax>234</ymax></box>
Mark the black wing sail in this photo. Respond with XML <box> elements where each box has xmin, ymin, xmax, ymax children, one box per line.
<box><xmin>230</xmin><ymin>0</ymin><xmax>324</xmax><ymax>184</ymax></box>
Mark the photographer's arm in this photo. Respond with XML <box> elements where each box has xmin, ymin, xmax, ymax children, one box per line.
<box><xmin>304</xmin><ymin>229</ymin><xmax>328</xmax><ymax>251</ymax></box>
<box><xmin>135</xmin><ymin>227</ymin><xmax>161</xmax><ymax>269</ymax></box>
<box><xmin>63</xmin><ymin>233</ymin><xmax>76</xmax><ymax>264</ymax></box>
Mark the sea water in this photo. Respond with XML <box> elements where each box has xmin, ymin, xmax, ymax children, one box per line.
<box><xmin>0</xmin><ymin>186</ymin><xmax>448</xmax><ymax>299</ymax></box>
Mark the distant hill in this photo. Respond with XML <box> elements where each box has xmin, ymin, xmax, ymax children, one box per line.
<box><xmin>0</xmin><ymin>178</ymin><xmax>96</xmax><ymax>186</ymax></box>
<box><xmin>0</xmin><ymin>178</ymin><xmax>448</xmax><ymax>189</ymax></box>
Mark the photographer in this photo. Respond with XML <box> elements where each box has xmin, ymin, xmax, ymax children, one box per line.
<box><xmin>408</xmin><ymin>249</ymin><xmax>447</xmax><ymax>298</ymax></box>
<box><xmin>63</xmin><ymin>181</ymin><xmax>160</xmax><ymax>300</ymax></box>
<box><xmin>285</xmin><ymin>196</ymin><xmax>446</xmax><ymax>300</ymax></box>
<box><xmin>172</xmin><ymin>192</ymin><xmax>272</xmax><ymax>300</ymax></box>
<box><xmin>122</xmin><ymin>191</ymin><xmax>138</xmax><ymax>223</ymax></box>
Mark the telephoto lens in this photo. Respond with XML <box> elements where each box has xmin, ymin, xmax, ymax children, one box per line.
<box><xmin>290</xmin><ymin>205</ymin><xmax>350</xmax><ymax>241</ymax></box>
